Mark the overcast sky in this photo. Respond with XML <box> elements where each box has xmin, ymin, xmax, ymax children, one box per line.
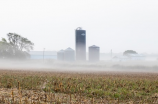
<box><xmin>0</xmin><ymin>0</ymin><xmax>158</xmax><ymax>53</ymax></box>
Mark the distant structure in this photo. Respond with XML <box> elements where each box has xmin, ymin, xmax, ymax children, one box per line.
<box><xmin>89</xmin><ymin>45</ymin><xmax>100</xmax><ymax>62</ymax></box>
<box><xmin>75</xmin><ymin>27</ymin><xmax>86</xmax><ymax>61</ymax></box>
<box><xmin>64</xmin><ymin>47</ymin><xmax>75</xmax><ymax>61</ymax></box>
<box><xmin>113</xmin><ymin>54</ymin><xmax>145</xmax><ymax>61</ymax></box>
<box><xmin>57</xmin><ymin>50</ymin><xmax>64</xmax><ymax>61</ymax></box>
<box><xmin>29</xmin><ymin>51</ymin><xmax>57</xmax><ymax>59</ymax></box>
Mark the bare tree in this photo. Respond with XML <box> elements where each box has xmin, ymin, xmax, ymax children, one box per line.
<box><xmin>0</xmin><ymin>33</ymin><xmax>34</xmax><ymax>59</ymax></box>
<box><xmin>7</xmin><ymin>33</ymin><xmax>34</xmax><ymax>52</ymax></box>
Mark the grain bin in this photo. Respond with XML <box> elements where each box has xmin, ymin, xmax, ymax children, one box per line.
<box><xmin>89</xmin><ymin>45</ymin><xmax>100</xmax><ymax>62</ymax></box>
<box><xmin>57</xmin><ymin>49</ymin><xmax>64</xmax><ymax>61</ymax></box>
<box><xmin>64</xmin><ymin>47</ymin><xmax>75</xmax><ymax>61</ymax></box>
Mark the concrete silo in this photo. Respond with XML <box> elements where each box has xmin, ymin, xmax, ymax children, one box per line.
<box><xmin>57</xmin><ymin>50</ymin><xmax>64</xmax><ymax>61</ymax></box>
<box><xmin>89</xmin><ymin>45</ymin><xmax>100</xmax><ymax>62</ymax></box>
<box><xmin>75</xmin><ymin>27</ymin><xmax>86</xmax><ymax>61</ymax></box>
<box><xmin>64</xmin><ymin>47</ymin><xmax>75</xmax><ymax>61</ymax></box>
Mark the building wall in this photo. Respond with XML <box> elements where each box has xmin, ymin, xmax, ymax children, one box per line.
<box><xmin>57</xmin><ymin>50</ymin><xmax>64</xmax><ymax>61</ymax></box>
<box><xmin>64</xmin><ymin>49</ymin><xmax>75</xmax><ymax>61</ymax></box>
<box><xmin>89</xmin><ymin>46</ymin><xmax>100</xmax><ymax>62</ymax></box>
<box><xmin>29</xmin><ymin>51</ymin><xmax>57</xmax><ymax>59</ymax></box>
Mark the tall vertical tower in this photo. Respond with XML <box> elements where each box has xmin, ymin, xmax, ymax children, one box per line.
<box><xmin>75</xmin><ymin>27</ymin><xmax>86</xmax><ymax>61</ymax></box>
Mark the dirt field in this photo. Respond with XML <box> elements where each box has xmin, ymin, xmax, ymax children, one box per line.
<box><xmin>0</xmin><ymin>69</ymin><xmax>158</xmax><ymax>104</ymax></box>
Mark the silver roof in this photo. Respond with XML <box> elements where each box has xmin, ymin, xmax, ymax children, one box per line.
<box><xmin>76</xmin><ymin>27</ymin><xmax>82</xmax><ymax>30</ymax></box>
<box><xmin>58</xmin><ymin>49</ymin><xmax>64</xmax><ymax>53</ymax></box>
<box><xmin>65</xmin><ymin>47</ymin><xmax>74</xmax><ymax>51</ymax></box>
<box><xmin>89</xmin><ymin>45</ymin><xmax>99</xmax><ymax>48</ymax></box>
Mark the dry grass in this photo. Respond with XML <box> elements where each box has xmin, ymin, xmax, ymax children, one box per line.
<box><xmin>0</xmin><ymin>69</ymin><xmax>158</xmax><ymax>104</ymax></box>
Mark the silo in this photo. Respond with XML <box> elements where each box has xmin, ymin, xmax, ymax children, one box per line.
<box><xmin>89</xmin><ymin>45</ymin><xmax>100</xmax><ymax>62</ymax></box>
<box><xmin>75</xmin><ymin>27</ymin><xmax>86</xmax><ymax>61</ymax></box>
<box><xmin>57</xmin><ymin>50</ymin><xmax>64</xmax><ymax>61</ymax></box>
<box><xmin>64</xmin><ymin>47</ymin><xmax>75</xmax><ymax>61</ymax></box>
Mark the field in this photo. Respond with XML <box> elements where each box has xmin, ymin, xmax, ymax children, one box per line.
<box><xmin>0</xmin><ymin>69</ymin><xmax>158</xmax><ymax>104</ymax></box>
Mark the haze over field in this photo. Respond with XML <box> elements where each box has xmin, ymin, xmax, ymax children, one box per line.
<box><xmin>0</xmin><ymin>0</ymin><xmax>158</xmax><ymax>73</ymax></box>
<box><xmin>0</xmin><ymin>59</ymin><xmax>158</xmax><ymax>73</ymax></box>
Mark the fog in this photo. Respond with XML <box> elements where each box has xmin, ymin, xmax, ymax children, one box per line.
<box><xmin>1</xmin><ymin>0</ymin><xmax>158</xmax><ymax>75</ymax></box>
<box><xmin>0</xmin><ymin>59</ymin><xmax>158</xmax><ymax>73</ymax></box>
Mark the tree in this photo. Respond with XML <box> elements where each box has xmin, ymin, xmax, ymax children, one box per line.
<box><xmin>7</xmin><ymin>33</ymin><xmax>34</xmax><ymax>52</ymax></box>
<box><xmin>0</xmin><ymin>38</ymin><xmax>14</xmax><ymax>58</ymax></box>
<box><xmin>123</xmin><ymin>50</ymin><xmax>137</xmax><ymax>56</ymax></box>
<box><xmin>0</xmin><ymin>33</ymin><xmax>34</xmax><ymax>59</ymax></box>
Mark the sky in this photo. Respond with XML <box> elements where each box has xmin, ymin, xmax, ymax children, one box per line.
<box><xmin>0</xmin><ymin>0</ymin><xmax>158</xmax><ymax>53</ymax></box>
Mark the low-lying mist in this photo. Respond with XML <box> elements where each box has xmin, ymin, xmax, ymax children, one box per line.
<box><xmin>0</xmin><ymin>59</ymin><xmax>158</xmax><ymax>73</ymax></box>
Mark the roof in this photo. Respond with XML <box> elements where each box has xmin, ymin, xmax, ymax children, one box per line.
<box><xmin>58</xmin><ymin>49</ymin><xmax>64</xmax><ymax>53</ymax></box>
<box><xmin>125</xmin><ymin>53</ymin><xmax>145</xmax><ymax>57</ymax></box>
<box><xmin>113</xmin><ymin>56</ymin><xmax>129</xmax><ymax>59</ymax></box>
<box><xmin>89</xmin><ymin>45</ymin><xmax>99</xmax><ymax>48</ymax></box>
<box><xmin>29</xmin><ymin>51</ymin><xmax>56</xmax><ymax>55</ymax></box>
<box><xmin>65</xmin><ymin>47</ymin><xmax>74</xmax><ymax>51</ymax></box>
<box><xmin>76</xmin><ymin>27</ymin><xmax>82</xmax><ymax>30</ymax></box>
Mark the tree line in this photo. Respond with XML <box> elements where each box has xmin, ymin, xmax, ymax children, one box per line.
<box><xmin>0</xmin><ymin>33</ymin><xmax>34</xmax><ymax>59</ymax></box>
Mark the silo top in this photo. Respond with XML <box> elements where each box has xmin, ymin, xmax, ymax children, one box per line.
<box><xmin>65</xmin><ymin>47</ymin><xmax>74</xmax><ymax>51</ymax></box>
<box><xmin>58</xmin><ymin>49</ymin><xmax>64</xmax><ymax>53</ymax></box>
<box><xmin>76</xmin><ymin>27</ymin><xmax>82</xmax><ymax>30</ymax></box>
<box><xmin>89</xmin><ymin>45</ymin><xmax>99</xmax><ymax>48</ymax></box>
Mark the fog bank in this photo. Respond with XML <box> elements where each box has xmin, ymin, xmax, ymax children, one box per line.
<box><xmin>0</xmin><ymin>59</ymin><xmax>158</xmax><ymax>73</ymax></box>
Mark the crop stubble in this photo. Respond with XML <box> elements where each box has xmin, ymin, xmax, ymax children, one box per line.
<box><xmin>0</xmin><ymin>69</ymin><xmax>158</xmax><ymax>104</ymax></box>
